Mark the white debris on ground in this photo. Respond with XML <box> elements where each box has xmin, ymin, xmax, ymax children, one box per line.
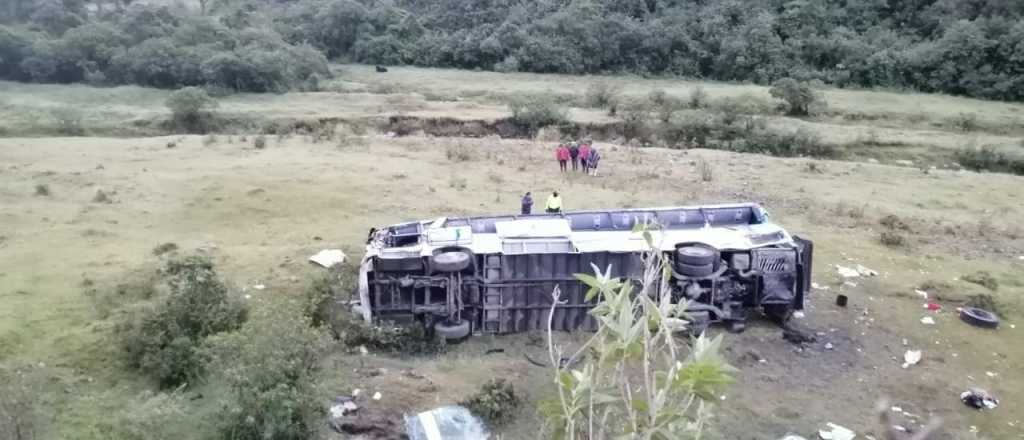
<box><xmin>915</xmin><ymin>289</ymin><xmax>929</xmax><ymax>299</ymax></box>
<box><xmin>372</xmin><ymin>391</ymin><xmax>382</xmax><ymax>401</ymax></box>
<box><xmin>836</xmin><ymin>264</ymin><xmax>878</xmax><ymax>278</ymax></box>
<box><xmin>920</xmin><ymin>316</ymin><xmax>935</xmax><ymax>325</ymax></box>
<box><xmin>253</xmin><ymin>284</ymin><xmax>266</xmax><ymax>290</ymax></box>
<box><xmin>309</xmin><ymin>249</ymin><xmax>347</xmax><ymax>268</ymax></box>
<box><xmin>818</xmin><ymin>422</ymin><xmax>856</xmax><ymax>440</ymax></box>
<box><xmin>902</xmin><ymin>350</ymin><xmax>922</xmax><ymax>369</ymax></box>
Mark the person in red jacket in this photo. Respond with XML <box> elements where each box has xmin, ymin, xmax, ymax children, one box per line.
<box><xmin>555</xmin><ymin>143</ymin><xmax>570</xmax><ymax>172</ymax></box>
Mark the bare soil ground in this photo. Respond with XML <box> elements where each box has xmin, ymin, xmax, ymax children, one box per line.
<box><xmin>1</xmin><ymin>132</ymin><xmax>1021</xmax><ymax>439</ymax></box>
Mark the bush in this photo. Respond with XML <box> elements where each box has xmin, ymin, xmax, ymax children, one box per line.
<box><xmin>117</xmin><ymin>255</ymin><xmax>247</xmax><ymax>388</ymax></box>
<box><xmin>879</xmin><ymin>230</ymin><xmax>906</xmax><ymax>247</ymax></box>
<box><xmin>166</xmin><ymin>87</ymin><xmax>218</xmax><ymax>131</ymax></box>
<box><xmin>461</xmin><ymin>379</ymin><xmax>521</xmax><ymax>427</ymax></box>
<box><xmin>445</xmin><ymin>143</ymin><xmax>475</xmax><ymax>162</ymax></box>
<box><xmin>962</xmin><ymin>271</ymin><xmax>999</xmax><ymax>291</ymax></box>
<box><xmin>152</xmin><ymin>242</ymin><xmax>178</xmax><ymax>256</ymax></box>
<box><xmin>737</xmin><ymin>127</ymin><xmax>838</xmax><ymax>158</ymax></box>
<box><xmin>253</xmin><ymin>135</ymin><xmax>267</xmax><ymax>149</ymax></box>
<box><xmin>303</xmin><ymin>274</ymin><xmax>333</xmax><ymax>329</ymax></box>
<box><xmin>34</xmin><ymin>184</ymin><xmax>50</xmax><ymax>196</ymax></box>
<box><xmin>950</xmin><ymin>113</ymin><xmax>978</xmax><ymax>132</ymax></box>
<box><xmin>206</xmin><ymin>301</ymin><xmax>327</xmax><ymax>440</ymax></box>
<box><xmin>698</xmin><ymin>158</ymin><xmax>713</xmax><ymax>182</ymax></box>
<box><xmin>583</xmin><ymin>81</ymin><xmax>621</xmax><ymax>109</ymax></box>
<box><xmin>507</xmin><ymin>95</ymin><xmax>568</xmax><ymax>134</ymax></box>
<box><xmin>879</xmin><ymin>214</ymin><xmax>909</xmax><ymax>231</ymax></box>
<box><xmin>769</xmin><ymin>78</ymin><xmax>823</xmax><ymax>116</ymax></box>
<box><xmin>688</xmin><ymin>86</ymin><xmax>708</xmax><ymax>109</ymax></box>
<box><xmin>954</xmin><ymin>146</ymin><xmax>1024</xmax><ymax>175</ymax></box>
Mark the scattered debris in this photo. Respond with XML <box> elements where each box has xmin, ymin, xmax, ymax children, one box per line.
<box><xmin>923</xmin><ymin>302</ymin><xmax>941</xmax><ymax>311</ymax></box>
<box><xmin>484</xmin><ymin>348</ymin><xmax>505</xmax><ymax>355</ymax></box>
<box><xmin>793</xmin><ymin>311</ymin><xmax>806</xmax><ymax>319</ymax></box>
<box><xmin>824</xmin><ymin>342</ymin><xmax>834</xmax><ymax>350</ymax></box>
<box><xmin>780</xmin><ymin>435</ymin><xmax>807</xmax><ymax>440</ymax></box>
<box><xmin>920</xmin><ymin>316</ymin><xmax>935</xmax><ymax>325</ymax></box>
<box><xmin>818</xmin><ymin>422</ymin><xmax>856</xmax><ymax>440</ymax></box>
<box><xmin>329</xmin><ymin>396</ymin><xmax>359</xmax><ymax>419</ymax></box>
<box><xmin>310</xmin><ymin>249</ymin><xmax>347</xmax><ymax>268</ymax></box>
<box><xmin>372</xmin><ymin>391</ymin><xmax>382</xmax><ymax>401</ymax></box>
<box><xmin>961</xmin><ymin>388</ymin><xmax>999</xmax><ymax>410</ymax></box>
<box><xmin>902</xmin><ymin>350</ymin><xmax>922</xmax><ymax>369</ymax></box>
<box><xmin>836</xmin><ymin>264</ymin><xmax>877</xmax><ymax>278</ymax></box>
<box><xmin>959</xmin><ymin>307</ymin><xmax>999</xmax><ymax>329</ymax></box>
<box><xmin>405</xmin><ymin>405</ymin><xmax>489</xmax><ymax>440</ymax></box>
<box><xmin>915</xmin><ymin>289</ymin><xmax>929</xmax><ymax>299</ymax></box>
<box><xmin>252</xmin><ymin>284</ymin><xmax>266</xmax><ymax>290</ymax></box>
<box><xmin>812</xmin><ymin>282</ymin><xmax>827</xmax><ymax>290</ymax></box>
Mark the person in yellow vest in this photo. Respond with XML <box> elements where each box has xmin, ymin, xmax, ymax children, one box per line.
<box><xmin>545</xmin><ymin>191</ymin><xmax>563</xmax><ymax>213</ymax></box>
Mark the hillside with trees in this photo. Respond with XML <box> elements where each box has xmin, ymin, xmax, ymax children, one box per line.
<box><xmin>2</xmin><ymin>0</ymin><xmax>1024</xmax><ymax>100</ymax></box>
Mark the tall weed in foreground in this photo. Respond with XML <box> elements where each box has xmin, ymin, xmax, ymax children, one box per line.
<box><xmin>541</xmin><ymin>225</ymin><xmax>734</xmax><ymax>439</ymax></box>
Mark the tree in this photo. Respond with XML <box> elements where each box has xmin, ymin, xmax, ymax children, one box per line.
<box><xmin>166</xmin><ymin>87</ymin><xmax>218</xmax><ymax>129</ymax></box>
<box><xmin>769</xmin><ymin>77</ymin><xmax>822</xmax><ymax>116</ymax></box>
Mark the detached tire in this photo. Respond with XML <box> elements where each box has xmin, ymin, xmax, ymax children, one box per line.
<box><xmin>434</xmin><ymin>319</ymin><xmax>471</xmax><ymax>340</ymax></box>
<box><xmin>675</xmin><ymin>262</ymin><xmax>715</xmax><ymax>277</ymax></box>
<box><xmin>960</xmin><ymin>307</ymin><xmax>999</xmax><ymax>329</ymax></box>
<box><xmin>432</xmin><ymin>251</ymin><xmax>471</xmax><ymax>272</ymax></box>
<box><xmin>676</xmin><ymin>246</ymin><xmax>716</xmax><ymax>266</ymax></box>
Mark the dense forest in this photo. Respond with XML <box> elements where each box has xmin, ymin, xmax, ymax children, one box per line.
<box><xmin>2</xmin><ymin>0</ymin><xmax>1024</xmax><ymax>100</ymax></box>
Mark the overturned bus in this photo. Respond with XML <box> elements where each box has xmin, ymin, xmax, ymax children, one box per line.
<box><xmin>356</xmin><ymin>203</ymin><xmax>813</xmax><ymax>340</ymax></box>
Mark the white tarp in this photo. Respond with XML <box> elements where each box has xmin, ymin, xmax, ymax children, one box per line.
<box><xmin>310</xmin><ymin>249</ymin><xmax>347</xmax><ymax>268</ymax></box>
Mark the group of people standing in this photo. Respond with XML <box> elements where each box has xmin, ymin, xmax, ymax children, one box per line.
<box><xmin>555</xmin><ymin>141</ymin><xmax>601</xmax><ymax>176</ymax></box>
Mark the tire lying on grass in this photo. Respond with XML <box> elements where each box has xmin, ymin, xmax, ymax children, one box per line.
<box><xmin>959</xmin><ymin>307</ymin><xmax>999</xmax><ymax>329</ymax></box>
<box><xmin>434</xmin><ymin>319</ymin><xmax>471</xmax><ymax>340</ymax></box>
<box><xmin>432</xmin><ymin>251</ymin><xmax>471</xmax><ymax>272</ymax></box>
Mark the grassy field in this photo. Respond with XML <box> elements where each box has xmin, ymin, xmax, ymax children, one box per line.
<box><xmin>3</xmin><ymin>65</ymin><xmax>1023</xmax><ymax>167</ymax></box>
<box><xmin>1</xmin><ymin>68</ymin><xmax>1023</xmax><ymax>439</ymax></box>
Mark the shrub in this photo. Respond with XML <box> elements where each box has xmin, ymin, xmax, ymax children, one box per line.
<box><xmin>879</xmin><ymin>214</ymin><xmax>909</xmax><ymax>231</ymax></box>
<box><xmin>303</xmin><ymin>274</ymin><xmax>333</xmax><ymax>329</ymax></box>
<box><xmin>253</xmin><ymin>135</ymin><xmax>266</xmax><ymax>149</ymax></box>
<box><xmin>117</xmin><ymin>255</ymin><xmax>247</xmax><ymax>388</ymax></box>
<box><xmin>508</xmin><ymin>95</ymin><xmax>568</xmax><ymax>134</ymax></box>
<box><xmin>334</xmin><ymin>316</ymin><xmax>444</xmax><ymax>355</ymax></box>
<box><xmin>152</xmin><ymin>242</ymin><xmax>178</xmax><ymax>256</ymax></box>
<box><xmin>769</xmin><ymin>78</ymin><xmax>822</xmax><ymax>116</ymax></box>
<box><xmin>445</xmin><ymin>143</ymin><xmax>474</xmax><ymax>162</ymax></box>
<box><xmin>698</xmin><ymin>159</ymin><xmax>714</xmax><ymax>182</ymax></box>
<box><xmin>688</xmin><ymin>86</ymin><xmax>708</xmax><ymax>109</ymax></box>
<box><xmin>34</xmin><ymin>184</ymin><xmax>50</xmax><ymax>196</ymax></box>
<box><xmin>461</xmin><ymin>379</ymin><xmax>521</xmax><ymax>427</ymax></box>
<box><xmin>954</xmin><ymin>146</ymin><xmax>1024</xmax><ymax>175</ymax></box>
<box><xmin>202</xmin><ymin>134</ymin><xmax>218</xmax><ymax>146</ymax></box>
<box><xmin>448</xmin><ymin>176</ymin><xmax>467</xmax><ymax>190</ymax></box>
<box><xmin>737</xmin><ymin>127</ymin><xmax>838</xmax><ymax>158</ymax></box>
<box><xmin>583</xmin><ymin>81</ymin><xmax>621</xmax><ymax>109</ymax></box>
<box><xmin>166</xmin><ymin>87</ymin><xmax>218</xmax><ymax>131</ymax></box>
<box><xmin>207</xmin><ymin>301</ymin><xmax>327</xmax><ymax>440</ymax></box>
<box><xmin>879</xmin><ymin>230</ymin><xmax>906</xmax><ymax>247</ymax></box>
<box><xmin>950</xmin><ymin>113</ymin><xmax>978</xmax><ymax>132</ymax></box>
<box><xmin>962</xmin><ymin>271</ymin><xmax>998</xmax><ymax>291</ymax></box>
